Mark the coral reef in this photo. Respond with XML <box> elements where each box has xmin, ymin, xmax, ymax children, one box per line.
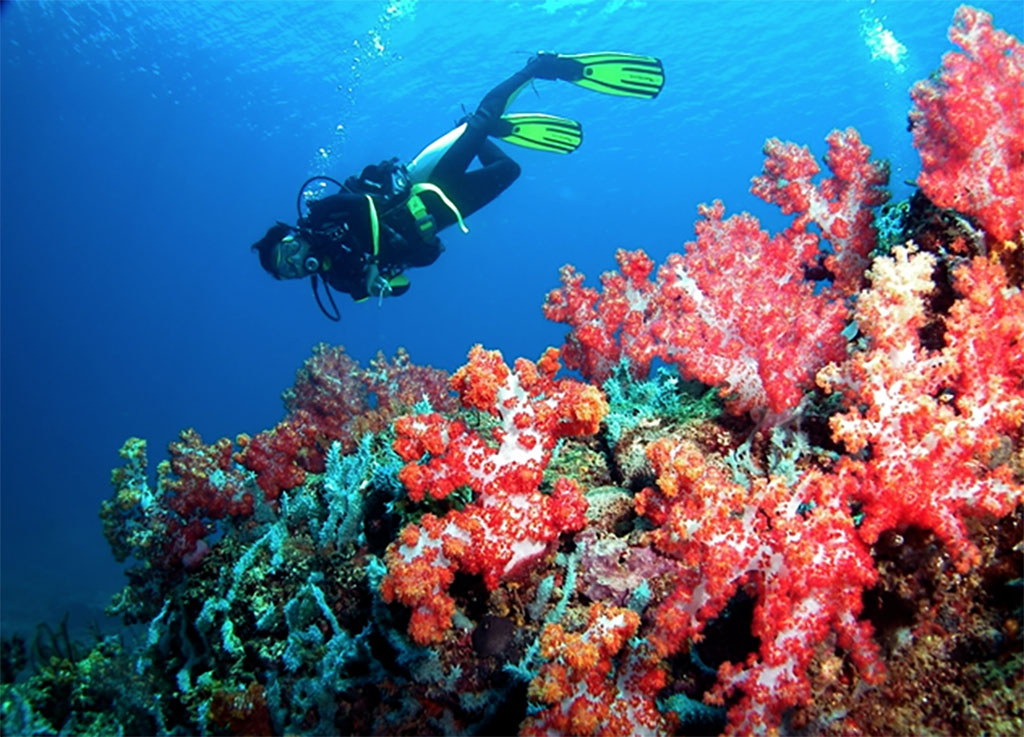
<box><xmin>4</xmin><ymin>6</ymin><xmax>1022</xmax><ymax>736</ymax></box>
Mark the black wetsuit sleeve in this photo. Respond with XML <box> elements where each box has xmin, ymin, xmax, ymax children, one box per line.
<box><xmin>325</xmin><ymin>269</ymin><xmax>371</xmax><ymax>301</ymax></box>
<box><xmin>305</xmin><ymin>193</ymin><xmax>375</xmax><ymax>299</ymax></box>
<box><xmin>306</xmin><ymin>193</ymin><xmax>373</xmax><ymax>242</ymax></box>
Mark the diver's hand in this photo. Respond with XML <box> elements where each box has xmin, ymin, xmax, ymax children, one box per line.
<box><xmin>365</xmin><ymin>264</ymin><xmax>394</xmax><ymax>302</ymax></box>
<box><xmin>365</xmin><ymin>263</ymin><xmax>382</xmax><ymax>295</ymax></box>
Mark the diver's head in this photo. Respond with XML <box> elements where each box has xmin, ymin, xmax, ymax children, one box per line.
<box><xmin>271</xmin><ymin>234</ymin><xmax>320</xmax><ymax>279</ymax></box>
<box><xmin>251</xmin><ymin>223</ymin><xmax>320</xmax><ymax>280</ymax></box>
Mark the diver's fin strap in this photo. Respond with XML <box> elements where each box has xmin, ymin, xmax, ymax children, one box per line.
<box><xmin>410</xmin><ymin>182</ymin><xmax>469</xmax><ymax>234</ymax></box>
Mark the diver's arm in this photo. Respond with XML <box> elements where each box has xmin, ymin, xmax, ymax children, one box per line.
<box><xmin>305</xmin><ymin>193</ymin><xmax>370</xmax><ymax>233</ymax></box>
<box><xmin>306</xmin><ymin>192</ymin><xmax>381</xmax><ymax>301</ymax></box>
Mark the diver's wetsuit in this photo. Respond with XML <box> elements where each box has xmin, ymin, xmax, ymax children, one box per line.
<box><xmin>297</xmin><ymin>59</ymin><xmax>546</xmax><ymax>301</ymax></box>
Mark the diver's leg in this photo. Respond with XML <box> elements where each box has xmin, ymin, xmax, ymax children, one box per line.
<box><xmin>477</xmin><ymin>137</ymin><xmax>514</xmax><ymax>167</ymax></box>
<box><xmin>430</xmin><ymin>140</ymin><xmax>520</xmax><ymax>228</ymax></box>
<box><xmin>428</xmin><ymin>57</ymin><xmax>556</xmax><ymax>183</ymax></box>
<box><xmin>418</xmin><ymin>56</ymin><xmax>574</xmax><ymax>225</ymax></box>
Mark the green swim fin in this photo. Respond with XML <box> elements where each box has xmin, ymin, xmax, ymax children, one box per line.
<box><xmin>548</xmin><ymin>51</ymin><xmax>665</xmax><ymax>100</ymax></box>
<box><xmin>493</xmin><ymin>113</ymin><xmax>583</xmax><ymax>154</ymax></box>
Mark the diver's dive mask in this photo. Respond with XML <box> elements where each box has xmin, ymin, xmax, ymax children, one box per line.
<box><xmin>273</xmin><ymin>234</ymin><xmax>319</xmax><ymax>279</ymax></box>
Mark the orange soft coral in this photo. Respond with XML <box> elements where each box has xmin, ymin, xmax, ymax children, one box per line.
<box><xmin>381</xmin><ymin>346</ymin><xmax>606</xmax><ymax>645</ymax></box>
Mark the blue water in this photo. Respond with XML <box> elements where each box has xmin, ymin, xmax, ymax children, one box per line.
<box><xmin>1</xmin><ymin>0</ymin><xmax>1021</xmax><ymax>639</ymax></box>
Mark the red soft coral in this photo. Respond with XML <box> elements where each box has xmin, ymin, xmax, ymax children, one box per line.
<box><xmin>638</xmin><ymin>438</ymin><xmax>882</xmax><ymax>736</ymax></box>
<box><xmin>283</xmin><ymin>343</ymin><xmax>457</xmax><ymax>454</ymax></box>
<box><xmin>158</xmin><ymin>429</ymin><xmax>255</xmax><ymax>569</ymax></box>
<box><xmin>235</xmin><ymin>410</ymin><xmax>321</xmax><ymax>502</ymax></box>
<box><xmin>521</xmin><ymin>603</ymin><xmax>671</xmax><ymax>737</ymax></box>
<box><xmin>751</xmin><ymin>127</ymin><xmax>891</xmax><ymax>293</ymax></box>
<box><xmin>909</xmin><ymin>5</ymin><xmax>1024</xmax><ymax>242</ymax></box>
<box><xmin>542</xmin><ymin>250</ymin><xmax>661</xmax><ymax>383</ymax></box>
<box><xmin>381</xmin><ymin>346</ymin><xmax>606</xmax><ymax>645</ymax></box>
<box><xmin>654</xmin><ymin>201</ymin><xmax>849</xmax><ymax>416</ymax></box>
<box><xmin>545</xmin><ymin>130</ymin><xmax>886</xmax><ymax>419</ymax></box>
<box><xmin>818</xmin><ymin>247</ymin><xmax>1024</xmax><ymax>571</ymax></box>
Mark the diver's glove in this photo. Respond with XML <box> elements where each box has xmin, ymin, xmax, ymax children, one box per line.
<box><xmin>365</xmin><ymin>264</ymin><xmax>390</xmax><ymax>303</ymax></box>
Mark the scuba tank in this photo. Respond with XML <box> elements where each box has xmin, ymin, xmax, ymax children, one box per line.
<box><xmin>343</xmin><ymin>158</ymin><xmax>443</xmax><ymax>248</ymax></box>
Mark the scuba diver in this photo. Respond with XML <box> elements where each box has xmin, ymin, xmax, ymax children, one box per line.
<box><xmin>251</xmin><ymin>51</ymin><xmax>665</xmax><ymax>320</ymax></box>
